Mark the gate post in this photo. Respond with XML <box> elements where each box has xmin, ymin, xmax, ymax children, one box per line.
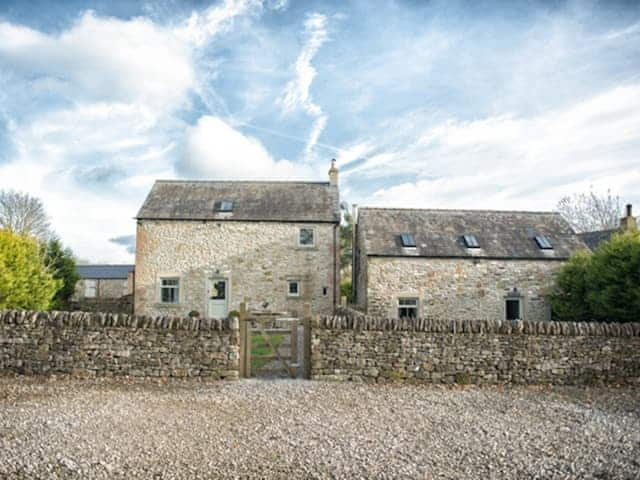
<box><xmin>303</xmin><ymin>303</ymin><xmax>312</xmax><ymax>380</ymax></box>
<box><xmin>239</xmin><ymin>301</ymin><xmax>250</xmax><ymax>378</ymax></box>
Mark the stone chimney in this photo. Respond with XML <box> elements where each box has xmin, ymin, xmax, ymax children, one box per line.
<box><xmin>328</xmin><ymin>158</ymin><xmax>338</xmax><ymax>186</ymax></box>
<box><xmin>620</xmin><ymin>204</ymin><xmax>637</xmax><ymax>231</ymax></box>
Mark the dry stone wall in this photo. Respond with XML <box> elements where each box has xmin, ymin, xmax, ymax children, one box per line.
<box><xmin>311</xmin><ymin>316</ymin><xmax>640</xmax><ymax>385</ymax></box>
<box><xmin>0</xmin><ymin>310</ymin><xmax>239</xmax><ymax>379</ymax></box>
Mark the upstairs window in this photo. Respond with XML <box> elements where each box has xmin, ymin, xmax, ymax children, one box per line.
<box><xmin>534</xmin><ymin>235</ymin><xmax>553</xmax><ymax>250</ymax></box>
<box><xmin>398</xmin><ymin>298</ymin><xmax>418</xmax><ymax>318</ymax></box>
<box><xmin>299</xmin><ymin>228</ymin><xmax>315</xmax><ymax>247</ymax></box>
<box><xmin>160</xmin><ymin>278</ymin><xmax>180</xmax><ymax>304</ymax></box>
<box><xmin>217</xmin><ymin>200</ymin><xmax>233</xmax><ymax>212</ymax></box>
<box><xmin>463</xmin><ymin>234</ymin><xmax>480</xmax><ymax>248</ymax></box>
<box><xmin>400</xmin><ymin>233</ymin><xmax>416</xmax><ymax>247</ymax></box>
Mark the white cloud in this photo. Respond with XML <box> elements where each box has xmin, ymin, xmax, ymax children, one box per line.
<box><xmin>0</xmin><ymin>12</ymin><xmax>194</xmax><ymax>110</ymax></box>
<box><xmin>180</xmin><ymin>115</ymin><xmax>314</xmax><ymax>180</ymax></box>
<box><xmin>349</xmin><ymin>85</ymin><xmax>640</xmax><ymax>211</ymax></box>
<box><xmin>0</xmin><ymin>4</ymin><xmax>269</xmax><ymax>262</ymax></box>
<box><xmin>280</xmin><ymin>13</ymin><xmax>329</xmax><ymax>154</ymax></box>
<box><xmin>175</xmin><ymin>0</ymin><xmax>263</xmax><ymax>47</ymax></box>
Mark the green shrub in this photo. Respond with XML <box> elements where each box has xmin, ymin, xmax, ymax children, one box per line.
<box><xmin>550</xmin><ymin>230</ymin><xmax>640</xmax><ymax>323</ymax></box>
<box><xmin>0</xmin><ymin>229</ymin><xmax>61</xmax><ymax>310</ymax></box>
<box><xmin>340</xmin><ymin>279</ymin><xmax>353</xmax><ymax>304</ymax></box>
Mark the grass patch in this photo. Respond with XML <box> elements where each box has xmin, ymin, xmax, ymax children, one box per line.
<box><xmin>250</xmin><ymin>333</ymin><xmax>285</xmax><ymax>373</ymax></box>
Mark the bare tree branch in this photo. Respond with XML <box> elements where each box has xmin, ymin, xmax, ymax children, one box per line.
<box><xmin>0</xmin><ymin>190</ymin><xmax>53</xmax><ymax>240</ymax></box>
<box><xmin>556</xmin><ymin>189</ymin><xmax>621</xmax><ymax>233</ymax></box>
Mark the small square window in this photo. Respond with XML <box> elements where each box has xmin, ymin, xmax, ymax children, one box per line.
<box><xmin>288</xmin><ymin>280</ymin><xmax>300</xmax><ymax>297</ymax></box>
<box><xmin>400</xmin><ymin>233</ymin><xmax>416</xmax><ymax>247</ymax></box>
<box><xmin>398</xmin><ymin>297</ymin><xmax>418</xmax><ymax>318</ymax></box>
<box><xmin>534</xmin><ymin>235</ymin><xmax>553</xmax><ymax>250</ymax></box>
<box><xmin>84</xmin><ymin>279</ymin><xmax>97</xmax><ymax>298</ymax></box>
<box><xmin>161</xmin><ymin>278</ymin><xmax>179</xmax><ymax>304</ymax></box>
<box><xmin>299</xmin><ymin>228</ymin><xmax>314</xmax><ymax>246</ymax></box>
<box><xmin>505</xmin><ymin>298</ymin><xmax>521</xmax><ymax>320</ymax></box>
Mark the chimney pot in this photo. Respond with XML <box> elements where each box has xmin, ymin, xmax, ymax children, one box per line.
<box><xmin>328</xmin><ymin>158</ymin><xmax>338</xmax><ymax>186</ymax></box>
<box><xmin>620</xmin><ymin>203</ymin><xmax>637</xmax><ymax>231</ymax></box>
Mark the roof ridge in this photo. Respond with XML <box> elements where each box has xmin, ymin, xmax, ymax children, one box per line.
<box><xmin>358</xmin><ymin>206</ymin><xmax>559</xmax><ymax>215</ymax></box>
<box><xmin>154</xmin><ymin>180</ymin><xmax>331</xmax><ymax>186</ymax></box>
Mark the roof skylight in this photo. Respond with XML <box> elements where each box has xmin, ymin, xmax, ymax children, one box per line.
<box><xmin>534</xmin><ymin>235</ymin><xmax>553</xmax><ymax>250</ymax></box>
<box><xmin>400</xmin><ymin>233</ymin><xmax>416</xmax><ymax>247</ymax></box>
<box><xmin>463</xmin><ymin>234</ymin><xmax>480</xmax><ymax>248</ymax></box>
<box><xmin>218</xmin><ymin>200</ymin><xmax>233</xmax><ymax>212</ymax></box>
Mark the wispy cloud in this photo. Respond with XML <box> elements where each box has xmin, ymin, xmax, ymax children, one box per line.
<box><xmin>280</xmin><ymin>13</ymin><xmax>329</xmax><ymax>155</ymax></box>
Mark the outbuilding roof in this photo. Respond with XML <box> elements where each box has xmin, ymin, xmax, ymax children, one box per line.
<box><xmin>357</xmin><ymin>208</ymin><xmax>587</xmax><ymax>260</ymax></box>
<box><xmin>577</xmin><ymin>229</ymin><xmax>617</xmax><ymax>250</ymax></box>
<box><xmin>136</xmin><ymin>180</ymin><xmax>340</xmax><ymax>223</ymax></box>
<box><xmin>76</xmin><ymin>265</ymin><xmax>134</xmax><ymax>280</ymax></box>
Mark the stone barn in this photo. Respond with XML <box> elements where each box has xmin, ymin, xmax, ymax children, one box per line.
<box><xmin>134</xmin><ymin>162</ymin><xmax>340</xmax><ymax>318</ymax></box>
<box><xmin>352</xmin><ymin>208</ymin><xmax>588</xmax><ymax>321</ymax></box>
<box><xmin>72</xmin><ymin>264</ymin><xmax>134</xmax><ymax>313</ymax></box>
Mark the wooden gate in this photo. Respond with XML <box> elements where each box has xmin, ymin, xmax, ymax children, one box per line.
<box><xmin>238</xmin><ymin>302</ymin><xmax>311</xmax><ymax>379</ymax></box>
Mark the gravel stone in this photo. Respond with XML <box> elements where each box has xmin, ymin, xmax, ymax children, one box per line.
<box><xmin>0</xmin><ymin>376</ymin><xmax>638</xmax><ymax>479</ymax></box>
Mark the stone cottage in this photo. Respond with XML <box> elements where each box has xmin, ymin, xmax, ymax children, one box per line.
<box><xmin>578</xmin><ymin>204</ymin><xmax>636</xmax><ymax>250</ymax></box>
<box><xmin>134</xmin><ymin>162</ymin><xmax>340</xmax><ymax>318</ymax></box>
<box><xmin>71</xmin><ymin>264</ymin><xmax>134</xmax><ymax>313</ymax></box>
<box><xmin>352</xmin><ymin>208</ymin><xmax>588</xmax><ymax>321</ymax></box>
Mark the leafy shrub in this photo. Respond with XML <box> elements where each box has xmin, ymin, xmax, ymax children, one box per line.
<box><xmin>340</xmin><ymin>279</ymin><xmax>353</xmax><ymax>304</ymax></box>
<box><xmin>550</xmin><ymin>230</ymin><xmax>640</xmax><ymax>323</ymax></box>
<box><xmin>0</xmin><ymin>229</ymin><xmax>61</xmax><ymax>310</ymax></box>
<box><xmin>188</xmin><ymin>310</ymin><xmax>200</xmax><ymax>318</ymax></box>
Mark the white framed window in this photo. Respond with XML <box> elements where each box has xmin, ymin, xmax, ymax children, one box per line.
<box><xmin>398</xmin><ymin>297</ymin><xmax>418</xmax><ymax>318</ymax></box>
<box><xmin>298</xmin><ymin>227</ymin><xmax>315</xmax><ymax>247</ymax></box>
<box><xmin>505</xmin><ymin>298</ymin><xmax>522</xmax><ymax>320</ymax></box>
<box><xmin>288</xmin><ymin>280</ymin><xmax>301</xmax><ymax>297</ymax></box>
<box><xmin>84</xmin><ymin>279</ymin><xmax>97</xmax><ymax>298</ymax></box>
<box><xmin>160</xmin><ymin>278</ymin><xmax>180</xmax><ymax>304</ymax></box>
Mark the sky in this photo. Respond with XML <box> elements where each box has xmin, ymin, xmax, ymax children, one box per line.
<box><xmin>0</xmin><ymin>0</ymin><xmax>639</xmax><ymax>263</ymax></box>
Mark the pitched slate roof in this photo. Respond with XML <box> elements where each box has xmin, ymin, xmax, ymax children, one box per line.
<box><xmin>577</xmin><ymin>229</ymin><xmax>617</xmax><ymax>250</ymax></box>
<box><xmin>357</xmin><ymin>208</ymin><xmax>587</xmax><ymax>260</ymax></box>
<box><xmin>136</xmin><ymin>180</ymin><xmax>340</xmax><ymax>223</ymax></box>
<box><xmin>76</xmin><ymin>265</ymin><xmax>134</xmax><ymax>279</ymax></box>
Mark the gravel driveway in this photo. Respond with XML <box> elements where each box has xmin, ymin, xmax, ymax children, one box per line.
<box><xmin>0</xmin><ymin>376</ymin><xmax>638</xmax><ymax>479</ymax></box>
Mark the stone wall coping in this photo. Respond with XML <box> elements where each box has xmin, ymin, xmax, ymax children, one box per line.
<box><xmin>316</xmin><ymin>315</ymin><xmax>640</xmax><ymax>337</ymax></box>
<box><xmin>0</xmin><ymin>310</ymin><xmax>238</xmax><ymax>331</ymax></box>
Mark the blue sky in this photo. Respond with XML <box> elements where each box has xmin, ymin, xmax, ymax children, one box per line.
<box><xmin>0</xmin><ymin>0</ymin><xmax>639</xmax><ymax>262</ymax></box>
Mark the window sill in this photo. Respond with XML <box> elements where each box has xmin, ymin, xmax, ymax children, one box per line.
<box><xmin>295</xmin><ymin>246</ymin><xmax>318</xmax><ymax>251</ymax></box>
<box><xmin>154</xmin><ymin>303</ymin><xmax>182</xmax><ymax>308</ymax></box>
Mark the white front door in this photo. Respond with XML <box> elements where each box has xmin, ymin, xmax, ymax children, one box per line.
<box><xmin>208</xmin><ymin>278</ymin><xmax>229</xmax><ymax>318</ymax></box>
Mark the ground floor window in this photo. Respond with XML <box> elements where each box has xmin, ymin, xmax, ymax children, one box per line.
<box><xmin>161</xmin><ymin>278</ymin><xmax>180</xmax><ymax>304</ymax></box>
<box><xmin>288</xmin><ymin>280</ymin><xmax>300</xmax><ymax>297</ymax></box>
<box><xmin>398</xmin><ymin>298</ymin><xmax>419</xmax><ymax>318</ymax></box>
<box><xmin>84</xmin><ymin>279</ymin><xmax>97</xmax><ymax>298</ymax></box>
<box><xmin>505</xmin><ymin>298</ymin><xmax>522</xmax><ymax>320</ymax></box>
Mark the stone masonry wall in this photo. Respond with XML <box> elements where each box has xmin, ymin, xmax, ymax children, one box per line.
<box><xmin>0</xmin><ymin>310</ymin><xmax>239</xmax><ymax>379</ymax></box>
<box><xmin>366</xmin><ymin>257</ymin><xmax>561</xmax><ymax>321</ymax></box>
<box><xmin>135</xmin><ymin>220</ymin><xmax>338</xmax><ymax>317</ymax></box>
<box><xmin>311</xmin><ymin>316</ymin><xmax>640</xmax><ymax>385</ymax></box>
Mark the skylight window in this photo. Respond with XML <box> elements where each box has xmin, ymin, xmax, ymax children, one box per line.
<box><xmin>218</xmin><ymin>200</ymin><xmax>233</xmax><ymax>212</ymax></box>
<box><xmin>400</xmin><ymin>233</ymin><xmax>416</xmax><ymax>248</ymax></box>
<box><xmin>463</xmin><ymin>234</ymin><xmax>480</xmax><ymax>248</ymax></box>
<box><xmin>534</xmin><ymin>235</ymin><xmax>553</xmax><ymax>250</ymax></box>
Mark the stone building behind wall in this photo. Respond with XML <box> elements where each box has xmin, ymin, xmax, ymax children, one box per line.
<box><xmin>134</xmin><ymin>162</ymin><xmax>340</xmax><ymax>318</ymax></box>
<box><xmin>353</xmin><ymin>208</ymin><xmax>588</xmax><ymax>321</ymax></box>
<box><xmin>72</xmin><ymin>265</ymin><xmax>134</xmax><ymax>313</ymax></box>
